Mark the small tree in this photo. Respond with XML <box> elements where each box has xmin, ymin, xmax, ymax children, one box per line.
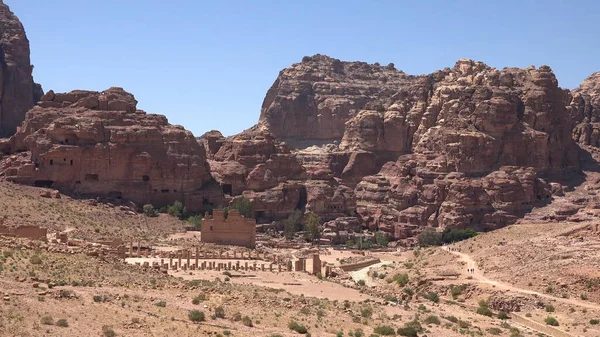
<box><xmin>226</xmin><ymin>197</ymin><xmax>253</xmax><ymax>218</ymax></box>
<box><xmin>417</xmin><ymin>228</ymin><xmax>442</xmax><ymax>247</ymax></box>
<box><xmin>303</xmin><ymin>212</ymin><xmax>321</xmax><ymax>242</ymax></box>
<box><xmin>284</xmin><ymin>210</ymin><xmax>303</xmax><ymax>239</ymax></box>
<box><xmin>375</xmin><ymin>231</ymin><xmax>388</xmax><ymax>247</ymax></box>
<box><xmin>143</xmin><ymin>204</ymin><xmax>158</xmax><ymax>217</ymax></box>
<box><xmin>167</xmin><ymin>201</ymin><xmax>187</xmax><ymax>220</ymax></box>
<box><xmin>189</xmin><ymin>310</ymin><xmax>205</xmax><ymax>322</ymax></box>
<box><xmin>187</xmin><ymin>215</ymin><xmax>203</xmax><ymax>229</ymax></box>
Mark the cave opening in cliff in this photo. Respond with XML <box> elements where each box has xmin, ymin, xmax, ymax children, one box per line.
<box><xmin>85</xmin><ymin>173</ymin><xmax>99</xmax><ymax>182</ymax></box>
<box><xmin>108</xmin><ymin>191</ymin><xmax>123</xmax><ymax>199</ymax></box>
<box><xmin>142</xmin><ymin>175</ymin><xmax>150</xmax><ymax>182</ymax></box>
<box><xmin>34</xmin><ymin>180</ymin><xmax>54</xmax><ymax>188</ymax></box>
<box><xmin>254</xmin><ymin>210</ymin><xmax>266</xmax><ymax>222</ymax></box>
<box><xmin>296</xmin><ymin>186</ymin><xmax>308</xmax><ymax>211</ymax></box>
<box><xmin>222</xmin><ymin>184</ymin><xmax>232</xmax><ymax>195</ymax></box>
<box><xmin>49</xmin><ymin>159</ymin><xmax>53</xmax><ymax>166</ymax></box>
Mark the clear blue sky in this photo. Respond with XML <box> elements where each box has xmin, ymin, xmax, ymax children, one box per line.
<box><xmin>9</xmin><ymin>0</ymin><xmax>600</xmax><ymax>136</ymax></box>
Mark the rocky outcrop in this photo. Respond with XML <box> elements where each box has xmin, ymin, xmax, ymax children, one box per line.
<box><xmin>254</xmin><ymin>55</ymin><xmax>581</xmax><ymax>239</ymax></box>
<box><xmin>0</xmin><ymin>1</ymin><xmax>43</xmax><ymax>137</ymax></box>
<box><xmin>0</xmin><ymin>88</ymin><xmax>222</xmax><ymax>212</ymax></box>
<box><xmin>570</xmin><ymin>72</ymin><xmax>600</xmax><ymax>147</ymax></box>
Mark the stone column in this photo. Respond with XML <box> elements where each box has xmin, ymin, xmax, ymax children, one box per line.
<box><xmin>169</xmin><ymin>255</ymin><xmax>173</xmax><ymax>269</ymax></box>
<box><xmin>261</xmin><ymin>264</ymin><xmax>265</xmax><ymax>271</ymax></box>
<box><xmin>137</xmin><ymin>240</ymin><xmax>141</xmax><ymax>257</ymax></box>
<box><xmin>129</xmin><ymin>239</ymin><xmax>133</xmax><ymax>257</ymax></box>
<box><xmin>287</xmin><ymin>260</ymin><xmax>293</xmax><ymax>271</ymax></box>
<box><xmin>278</xmin><ymin>264</ymin><xmax>282</xmax><ymax>272</ymax></box>
<box><xmin>187</xmin><ymin>249</ymin><xmax>191</xmax><ymax>267</ymax></box>
<box><xmin>269</xmin><ymin>263</ymin><xmax>273</xmax><ymax>272</ymax></box>
<box><xmin>244</xmin><ymin>262</ymin><xmax>249</xmax><ymax>270</ymax></box>
<box><xmin>236</xmin><ymin>261</ymin><xmax>240</xmax><ymax>270</ymax></box>
<box><xmin>253</xmin><ymin>262</ymin><xmax>257</xmax><ymax>271</ymax></box>
<box><xmin>233</xmin><ymin>251</ymin><xmax>237</xmax><ymax>259</ymax></box>
<box><xmin>228</xmin><ymin>262</ymin><xmax>232</xmax><ymax>270</ymax></box>
<box><xmin>195</xmin><ymin>247</ymin><xmax>199</xmax><ymax>268</ymax></box>
<box><xmin>178</xmin><ymin>251</ymin><xmax>182</xmax><ymax>267</ymax></box>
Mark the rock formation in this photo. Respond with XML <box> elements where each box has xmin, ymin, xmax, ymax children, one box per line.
<box><xmin>570</xmin><ymin>72</ymin><xmax>600</xmax><ymax>147</ymax></box>
<box><xmin>0</xmin><ymin>88</ymin><xmax>222</xmax><ymax>212</ymax></box>
<box><xmin>0</xmin><ymin>1</ymin><xmax>43</xmax><ymax>137</ymax></box>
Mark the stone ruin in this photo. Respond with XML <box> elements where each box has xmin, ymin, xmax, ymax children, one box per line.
<box><xmin>200</xmin><ymin>209</ymin><xmax>256</xmax><ymax>248</ymax></box>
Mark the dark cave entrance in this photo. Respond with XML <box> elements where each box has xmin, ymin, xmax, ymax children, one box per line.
<box><xmin>34</xmin><ymin>180</ymin><xmax>54</xmax><ymax>188</ymax></box>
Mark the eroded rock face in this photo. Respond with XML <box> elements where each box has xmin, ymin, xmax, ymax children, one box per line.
<box><xmin>0</xmin><ymin>88</ymin><xmax>221</xmax><ymax>211</ymax></box>
<box><xmin>0</xmin><ymin>1</ymin><xmax>43</xmax><ymax>137</ymax></box>
<box><xmin>254</xmin><ymin>55</ymin><xmax>580</xmax><ymax>238</ymax></box>
<box><xmin>570</xmin><ymin>72</ymin><xmax>600</xmax><ymax>147</ymax></box>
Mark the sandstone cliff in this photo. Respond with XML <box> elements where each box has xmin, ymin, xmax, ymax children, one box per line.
<box><xmin>570</xmin><ymin>72</ymin><xmax>600</xmax><ymax>147</ymax></box>
<box><xmin>0</xmin><ymin>1</ymin><xmax>43</xmax><ymax>137</ymax></box>
<box><xmin>0</xmin><ymin>88</ymin><xmax>222</xmax><ymax>211</ymax></box>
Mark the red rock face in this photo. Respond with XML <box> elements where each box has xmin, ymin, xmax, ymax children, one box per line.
<box><xmin>570</xmin><ymin>72</ymin><xmax>600</xmax><ymax>147</ymax></box>
<box><xmin>0</xmin><ymin>88</ymin><xmax>221</xmax><ymax>212</ymax></box>
<box><xmin>253</xmin><ymin>55</ymin><xmax>581</xmax><ymax>239</ymax></box>
<box><xmin>0</xmin><ymin>1</ymin><xmax>43</xmax><ymax>137</ymax></box>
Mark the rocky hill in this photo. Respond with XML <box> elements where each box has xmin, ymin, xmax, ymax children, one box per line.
<box><xmin>0</xmin><ymin>0</ymin><xmax>43</xmax><ymax>137</ymax></box>
<box><xmin>0</xmin><ymin>0</ymin><xmax>598</xmax><ymax>242</ymax></box>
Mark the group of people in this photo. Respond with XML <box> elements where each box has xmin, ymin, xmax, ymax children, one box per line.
<box><xmin>467</xmin><ymin>268</ymin><xmax>475</xmax><ymax>274</ymax></box>
<box><xmin>446</xmin><ymin>246</ymin><xmax>460</xmax><ymax>252</ymax></box>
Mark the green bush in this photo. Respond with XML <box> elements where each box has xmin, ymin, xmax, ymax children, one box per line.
<box><xmin>417</xmin><ymin>228</ymin><xmax>442</xmax><ymax>247</ymax></box>
<box><xmin>545</xmin><ymin>316</ymin><xmax>559</xmax><ymax>326</ymax></box>
<box><xmin>477</xmin><ymin>306</ymin><xmax>493</xmax><ymax>317</ymax></box>
<box><xmin>224</xmin><ymin>197</ymin><xmax>253</xmax><ymax>219</ymax></box>
<box><xmin>56</xmin><ymin>319</ymin><xmax>69</xmax><ymax>327</ymax></box>
<box><xmin>189</xmin><ymin>310</ymin><xmax>205</xmax><ymax>322</ymax></box>
<box><xmin>303</xmin><ymin>212</ymin><xmax>321</xmax><ymax>242</ymax></box>
<box><xmin>41</xmin><ymin>315</ymin><xmax>54</xmax><ymax>325</ymax></box>
<box><xmin>288</xmin><ymin>321</ymin><xmax>308</xmax><ymax>334</ymax></box>
<box><xmin>590</xmin><ymin>319</ymin><xmax>599</xmax><ymax>325</ymax></box>
<box><xmin>441</xmin><ymin>228</ymin><xmax>478</xmax><ymax>244</ymax></box>
<box><xmin>424</xmin><ymin>315</ymin><xmax>440</xmax><ymax>325</ymax></box>
<box><xmin>231</xmin><ymin>312</ymin><xmax>242</xmax><ymax>322</ymax></box>
<box><xmin>422</xmin><ymin>291</ymin><xmax>439</xmax><ymax>303</ymax></box>
<box><xmin>443</xmin><ymin>315</ymin><xmax>458</xmax><ymax>323</ymax></box>
<box><xmin>167</xmin><ymin>201</ymin><xmax>187</xmax><ymax>219</ymax></box>
<box><xmin>187</xmin><ymin>215</ymin><xmax>203</xmax><ymax>229</ymax></box>
<box><xmin>373</xmin><ymin>325</ymin><xmax>395</xmax><ymax>335</ymax></box>
<box><xmin>30</xmin><ymin>255</ymin><xmax>43</xmax><ymax>265</ymax></box>
<box><xmin>545</xmin><ymin>304</ymin><xmax>555</xmax><ymax>312</ymax></box>
<box><xmin>397</xmin><ymin>326</ymin><xmax>418</xmax><ymax>337</ymax></box>
<box><xmin>284</xmin><ymin>210</ymin><xmax>303</xmax><ymax>239</ymax></box>
<box><xmin>155</xmin><ymin>300</ymin><xmax>166</xmax><ymax>307</ymax></box>
<box><xmin>497</xmin><ymin>311</ymin><xmax>509</xmax><ymax>319</ymax></box>
<box><xmin>357</xmin><ymin>279</ymin><xmax>366</xmax><ymax>286</ymax></box>
<box><xmin>102</xmin><ymin>325</ymin><xmax>116</xmax><ymax>337</ymax></box>
<box><xmin>375</xmin><ymin>231</ymin><xmax>388</xmax><ymax>246</ymax></box>
<box><xmin>393</xmin><ymin>273</ymin><xmax>409</xmax><ymax>287</ymax></box>
<box><xmin>215</xmin><ymin>306</ymin><xmax>225</xmax><ymax>319</ymax></box>
<box><xmin>242</xmin><ymin>316</ymin><xmax>253</xmax><ymax>327</ymax></box>
<box><xmin>142</xmin><ymin>204</ymin><xmax>158</xmax><ymax>217</ymax></box>
<box><xmin>360</xmin><ymin>307</ymin><xmax>372</xmax><ymax>318</ymax></box>
<box><xmin>487</xmin><ymin>327</ymin><xmax>502</xmax><ymax>335</ymax></box>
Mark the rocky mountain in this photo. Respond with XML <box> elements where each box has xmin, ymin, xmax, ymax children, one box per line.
<box><xmin>0</xmin><ymin>0</ymin><xmax>598</xmax><ymax>243</ymax></box>
<box><xmin>0</xmin><ymin>88</ymin><xmax>222</xmax><ymax>212</ymax></box>
<box><xmin>0</xmin><ymin>0</ymin><xmax>43</xmax><ymax>137</ymax></box>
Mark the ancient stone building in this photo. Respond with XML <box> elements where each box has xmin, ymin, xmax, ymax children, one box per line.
<box><xmin>201</xmin><ymin>209</ymin><xmax>256</xmax><ymax>248</ymax></box>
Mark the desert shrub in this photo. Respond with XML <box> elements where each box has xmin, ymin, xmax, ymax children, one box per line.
<box><xmin>545</xmin><ymin>304</ymin><xmax>555</xmax><ymax>312</ymax></box>
<box><xmin>422</xmin><ymin>291</ymin><xmax>439</xmax><ymax>303</ymax></box>
<box><xmin>41</xmin><ymin>315</ymin><xmax>54</xmax><ymax>325</ymax></box>
<box><xmin>441</xmin><ymin>228</ymin><xmax>478</xmax><ymax>244</ymax></box>
<box><xmin>477</xmin><ymin>299</ymin><xmax>493</xmax><ymax>317</ymax></box>
<box><xmin>403</xmin><ymin>287</ymin><xmax>414</xmax><ymax>296</ymax></box>
<box><xmin>155</xmin><ymin>300</ymin><xmax>166</xmax><ymax>307</ymax></box>
<box><xmin>231</xmin><ymin>311</ymin><xmax>242</xmax><ymax>322</ymax></box>
<box><xmin>375</xmin><ymin>231</ymin><xmax>388</xmax><ymax>246</ymax></box>
<box><xmin>30</xmin><ymin>255</ymin><xmax>42</xmax><ymax>265</ymax></box>
<box><xmin>303</xmin><ymin>212</ymin><xmax>321</xmax><ymax>242</ymax></box>
<box><xmin>215</xmin><ymin>306</ymin><xmax>225</xmax><ymax>319</ymax></box>
<box><xmin>360</xmin><ymin>307</ymin><xmax>372</xmax><ymax>318</ymax></box>
<box><xmin>192</xmin><ymin>296</ymin><xmax>201</xmax><ymax>305</ymax></box>
<box><xmin>353</xmin><ymin>328</ymin><xmax>364</xmax><ymax>337</ymax></box>
<box><xmin>189</xmin><ymin>310</ymin><xmax>205</xmax><ymax>322</ymax></box>
<box><xmin>242</xmin><ymin>316</ymin><xmax>253</xmax><ymax>327</ymax></box>
<box><xmin>187</xmin><ymin>215</ymin><xmax>202</xmax><ymax>229</ymax></box>
<box><xmin>497</xmin><ymin>311</ymin><xmax>509</xmax><ymax>319</ymax></box>
<box><xmin>336</xmin><ymin>332</ymin><xmax>343</xmax><ymax>337</ymax></box>
<box><xmin>102</xmin><ymin>325</ymin><xmax>116</xmax><ymax>337</ymax></box>
<box><xmin>458</xmin><ymin>320</ymin><xmax>470</xmax><ymax>329</ymax></box>
<box><xmin>393</xmin><ymin>273</ymin><xmax>409</xmax><ymax>287</ymax></box>
<box><xmin>487</xmin><ymin>327</ymin><xmax>502</xmax><ymax>335</ymax></box>
<box><xmin>590</xmin><ymin>319</ymin><xmax>599</xmax><ymax>325</ymax></box>
<box><xmin>56</xmin><ymin>319</ymin><xmax>69</xmax><ymax>327</ymax></box>
<box><xmin>224</xmin><ymin>197</ymin><xmax>253</xmax><ymax>219</ymax></box>
<box><xmin>450</xmin><ymin>284</ymin><xmax>466</xmax><ymax>299</ymax></box>
<box><xmin>167</xmin><ymin>201</ymin><xmax>187</xmax><ymax>219</ymax></box>
<box><xmin>288</xmin><ymin>321</ymin><xmax>308</xmax><ymax>334</ymax></box>
<box><xmin>357</xmin><ymin>279</ymin><xmax>366</xmax><ymax>286</ymax></box>
<box><xmin>374</xmin><ymin>325</ymin><xmax>395</xmax><ymax>335</ymax></box>
<box><xmin>443</xmin><ymin>315</ymin><xmax>458</xmax><ymax>323</ymax></box>
<box><xmin>417</xmin><ymin>228</ymin><xmax>442</xmax><ymax>247</ymax></box>
<box><xmin>284</xmin><ymin>209</ymin><xmax>303</xmax><ymax>239</ymax></box>
<box><xmin>397</xmin><ymin>326</ymin><xmax>418</xmax><ymax>337</ymax></box>
<box><xmin>424</xmin><ymin>315</ymin><xmax>440</xmax><ymax>325</ymax></box>
<box><xmin>142</xmin><ymin>204</ymin><xmax>158</xmax><ymax>217</ymax></box>
<box><xmin>545</xmin><ymin>316</ymin><xmax>559</xmax><ymax>326</ymax></box>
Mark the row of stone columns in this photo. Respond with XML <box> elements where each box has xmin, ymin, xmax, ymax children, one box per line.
<box><xmin>128</xmin><ymin>240</ymin><xmax>274</xmax><ymax>261</ymax></box>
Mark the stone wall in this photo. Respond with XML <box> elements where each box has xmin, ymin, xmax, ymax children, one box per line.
<box><xmin>0</xmin><ymin>225</ymin><xmax>47</xmax><ymax>241</ymax></box>
<box><xmin>201</xmin><ymin>209</ymin><xmax>256</xmax><ymax>248</ymax></box>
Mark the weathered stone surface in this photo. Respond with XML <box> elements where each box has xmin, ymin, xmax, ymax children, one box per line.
<box><xmin>570</xmin><ymin>72</ymin><xmax>600</xmax><ymax>147</ymax></box>
<box><xmin>0</xmin><ymin>88</ymin><xmax>222</xmax><ymax>212</ymax></box>
<box><xmin>0</xmin><ymin>1</ymin><xmax>43</xmax><ymax>137</ymax></box>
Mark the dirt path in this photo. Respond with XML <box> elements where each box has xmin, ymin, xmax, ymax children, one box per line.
<box><xmin>442</xmin><ymin>246</ymin><xmax>600</xmax><ymax>311</ymax></box>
